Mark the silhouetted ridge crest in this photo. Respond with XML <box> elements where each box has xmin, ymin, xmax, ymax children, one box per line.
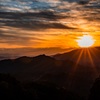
<box><xmin>14</xmin><ymin>56</ymin><xmax>33</xmax><ymax>64</ymax></box>
<box><xmin>33</xmin><ymin>54</ymin><xmax>55</xmax><ymax>61</ymax></box>
<box><xmin>53</xmin><ymin>47</ymin><xmax>100</xmax><ymax>66</ymax></box>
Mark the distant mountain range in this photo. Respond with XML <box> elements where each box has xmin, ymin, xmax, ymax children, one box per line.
<box><xmin>0</xmin><ymin>47</ymin><xmax>100</xmax><ymax>99</ymax></box>
<box><xmin>0</xmin><ymin>47</ymin><xmax>71</xmax><ymax>60</ymax></box>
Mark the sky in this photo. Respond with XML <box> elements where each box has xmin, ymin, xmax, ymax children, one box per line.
<box><xmin>0</xmin><ymin>0</ymin><xmax>100</xmax><ymax>56</ymax></box>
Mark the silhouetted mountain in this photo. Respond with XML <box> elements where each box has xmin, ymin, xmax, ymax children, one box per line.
<box><xmin>0</xmin><ymin>54</ymin><xmax>74</xmax><ymax>82</ymax></box>
<box><xmin>0</xmin><ymin>47</ymin><xmax>100</xmax><ymax>99</ymax></box>
<box><xmin>53</xmin><ymin>47</ymin><xmax>100</xmax><ymax>67</ymax></box>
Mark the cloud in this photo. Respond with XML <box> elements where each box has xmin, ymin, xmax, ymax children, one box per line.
<box><xmin>78</xmin><ymin>0</ymin><xmax>89</xmax><ymax>5</ymax></box>
<box><xmin>0</xmin><ymin>0</ymin><xmax>99</xmax><ymax>49</ymax></box>
<box><xmin>0</xmin><ymin>11</ymin><xmax>77</xmax><ymax>30</ymax></box>
<box><xmin>0</xmin><ymin>0</ymin><xmax>99</xmax><ymax>31</ymax></box>
<box><xmin>0</xmin><ymin>27</ymin><xmax>46</xmax><ymax>47</ymax></box>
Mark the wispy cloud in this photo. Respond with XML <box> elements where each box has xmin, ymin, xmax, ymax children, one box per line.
<box><xmin>0</xmin><ymin>0</ymin><xmax>99</xmax><ymax>49</ymax></box>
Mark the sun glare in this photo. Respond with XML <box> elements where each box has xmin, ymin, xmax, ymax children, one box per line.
<box><xmin>77</xmin><ymin>35</ymin><xmax>95</xmax><ymax>48</ymax></box>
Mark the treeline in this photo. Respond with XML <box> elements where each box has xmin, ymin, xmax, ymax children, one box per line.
<box><xmin>0</xmin><ymin>73</ymin><xmax>82</xmax><ymax>100</ymax></box>
<box><xmin>0</xmin><ymin>73</ymin><xmax>100</xmax><ymax>100</ymax></box>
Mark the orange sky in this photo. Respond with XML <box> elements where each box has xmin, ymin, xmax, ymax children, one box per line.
<box><xmin>0</xmin><ymin>0</ymin><xmax>100</xmax><ymax>49</ymax></box>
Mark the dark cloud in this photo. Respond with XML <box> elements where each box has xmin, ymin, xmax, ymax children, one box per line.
<box><xmin>63</xmin><ymin>0</ymin><xmax>89</xmax><ymax>4</ymax></box>
<box><xmin>78</xmin><ymin>0</ymin><xmax>90</xmax><ymax>5</ymax></box>
<box><xmin>0</xmin><ymin>11</ymin><xmax>76</xmax><ymax>30</ymax></box>
<box><xmin>0</xmin><ymin>21</ymin><xmax>76</xmax><ymax>31</ymax></box>
<box><xmin>63</xmin><ymin>0</ymin><xmax>78</xmax><ymax>3</ymax></box>
<box><xmin>0</xmin><ymin>11</ymin><xmax>66</xmax><ymax>21</ymax></box>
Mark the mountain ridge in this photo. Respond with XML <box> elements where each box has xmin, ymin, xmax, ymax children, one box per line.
<box><xmin>0</xmin><ymin>47</ymin><xmax>100</xmax><ymax>99</ymax></box>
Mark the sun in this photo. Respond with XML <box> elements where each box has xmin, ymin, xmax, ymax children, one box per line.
<box><xmin>77</xmin><ymin>35</ymin><xmax>95</xmax><ymax>48</ymax></box>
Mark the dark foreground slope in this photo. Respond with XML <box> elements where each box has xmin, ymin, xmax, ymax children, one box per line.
<box><xmin>0</xmin><ymin>47</ymin><xmax>100</xmax><ymax>99</ymax></box>
<box><xmin>0</xmin><ymin>73</ymin><xmax>82</xmax><ymax>100</ymax></box>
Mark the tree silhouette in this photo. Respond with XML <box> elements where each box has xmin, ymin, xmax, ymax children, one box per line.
<box><xmin>89</xmin><ymin>76</ymin><xmax>100</xmax><ymax>100</ymax></box>
<box><xmin>0</xmin><ymin>73</ymin><xmax>83</xmax><ymax>100</ymax></box>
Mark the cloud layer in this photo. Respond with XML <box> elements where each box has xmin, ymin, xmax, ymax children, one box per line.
<box><xmin>0</xmin><ymin>0</ymin><xmax>100</xmax><ymax>49</ymax></box>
